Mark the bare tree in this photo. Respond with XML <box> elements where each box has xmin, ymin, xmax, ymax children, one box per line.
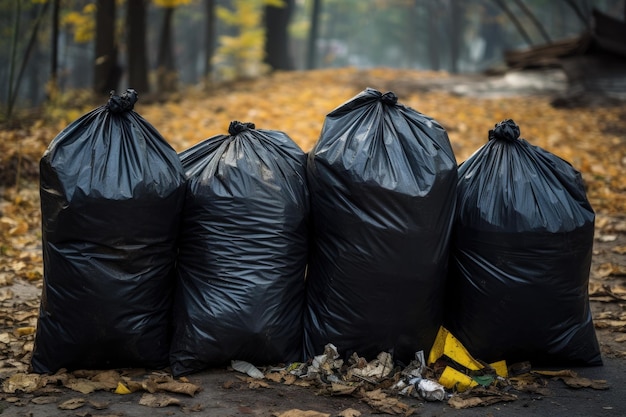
<box><xmin>126</xmin><ymin>0</ymin><xmax>149</xmax><ymax>93</ymax></box>
<box><xmin>203</xmin><ymin>0</ymin><xmax>216</xmax><ymax>82</ymax></box>
<box><xmin>156</xmin><ymin>5</ymin><xmax>177</xmax><ymax>92</ymax></box>
<box><xmin>264</xmin><ymin>0</ymin><xmax>295</xmax><ymax>70</ymax></box>
<box><xmin>306</xmin><ymin>0</ymin><xmax>322</xmax><ymax>69</ymax></box>
<box><xmin>94</xmin><ymin>0</ymin><xmax>120</xmax><ymax>94</ymax></box>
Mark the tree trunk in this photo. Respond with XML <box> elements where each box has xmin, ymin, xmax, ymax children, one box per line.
<box><xmin>51</xmin><ymin>0</ymin><xmax>60</xmax><ymax>85</ymax></box>
<box><xmin>203</xmin><ymin>0</ymin><xmax>216</xmax><ymax>82</ymax></box>
<box><xmin>264</xmin><ymin>0</ymin><xmax>295</xmax><ymax>71</ymax></box>
<box><xmin>94</xmin><ymin>0</ymin><xmax>120</xmax><ymax>94</ymax></box>
<box><xmin>156</xmin><ymin>6</ymin><xmax>176</xmax><ymax>92</ymax></box>
<box><xmin>126</xmin><ymin>0</ymin><xmax>149</xmax><ymax>93</ymax></box>
<box><xmin>449</xmin><ymin>0</ymin><xmax>462</xmax><ymax>73</ymax></box>
<box><xmin>405</xmin><ymin>0</ymin><xmax>421</xmax><ymax>67</ymax></box>
<box><xmin>306</xmin><ymin>0</ymin><xmax>321</xmax><ymax>69</ymax></box>
<box><xmin>427</xmin><ymin>0</ymin><xmax>440</xmax><ymax>70</ymax></box>
<box><xmin>481</xmin><ymin>2</ymin><xmax>503</xmax><ymax>61</ymax></box>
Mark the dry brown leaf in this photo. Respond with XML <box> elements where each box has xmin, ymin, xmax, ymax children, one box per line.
<box><xmin>88</xmin><ymin>399</ymin><xmax>110</xmax><ymax>409</ymax></box>
<box><xmin>532</xmin><ymin>370</ymin><xmax>578</xmax><ymax>378</ymax></box>
<box><xmin>138</xmin><ymin>393</ymin><xmax>181</xmax><ymax>408</ymax></box>
<box><xmin>273</xmin><ymin>410</ymin><xmax>331</xmax><ymax>417</ymax></box>
<box><xmin>30</xmin><ymin>396</ymin><xmax>59</xmax><ymax>404</ymax></box>
<box><xmin>613</xmin><ymin>246</ymin><xmax>626</xmax><ymax>255</ymax></box>
<box><xmin>561</xmin><ymin>377</ymin><xmax>610</xmax><ymax>390</ymax></box>
<box><xmin>265</xmin><ymin>372</ymin><xmax>284</xmax><ymax>382</ymax></box>
<box><xmin>64</xmin><ymin>377</ymin><xmax>113</xmax><ymax>394</ymax></box>
<box><xmin>330</xmin><ymin>382</ymin><xmax>357</xmax><ymax>396</ymax></box>
<box><xmin>448</xmin><ymin>387</ymin><xmax>517</xmax><ymax>409</ymax></box>
<box><xmin>2</xmin><ymin>372</ymin><xmax>42</xmax><ymax>393</ymax></box>
<box><xmin>157</xmin><ymin>381</ymin><xmax>201</xmax><ymax>396</ymax></box>
<box><xmin>0</xmin><ymin>288</ymin><xmax>13</xmax><ymax>301</ymax></box>
<box><xmin>90</xmin><ymin>370</ymin><xmax>122</xmax><ymax>389</ymax></box>
<box><xmin>58</xmin><ymin>397</ymin><xmax>86</xmax><ymax>410</ymax></box>
<box><xmin>338</xmin><ymin>409</ymin><xmax>362</xmax><ymax>417</ymax></box>
<box><xmin>361</xmin><ymin>389</ymin><xmax>415</xmax><ymax>415</ymax></box>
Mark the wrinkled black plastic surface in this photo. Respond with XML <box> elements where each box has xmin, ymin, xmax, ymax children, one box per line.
<box><xmin>304</xmin><ymin>88</ymin><xmax>457</xmax><ymax>364</ymax></box>
<box><xmin>445</xmin><ymin>119</ymin><xmax>602</xmax><ymax>366</ymax></box>
<box><xmin>170</xmin><ymin>122</ymin><xmax>309</xmax><ymax>376</ymax></box>
<box><xmin>32</xmin><ymin>90</ymin><xmax>186</xmax><ymax>373</ymax></box>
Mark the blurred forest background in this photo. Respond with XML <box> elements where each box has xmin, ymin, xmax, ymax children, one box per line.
<box><xmin>2</xmin><ymin>0</ymin><xmax>626</xmax><ymax>117</ymax></box>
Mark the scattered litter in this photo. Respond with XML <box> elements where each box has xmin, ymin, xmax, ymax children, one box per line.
<box><xmin>114</xmin><ymin>382</ymin><xmax>131</xmax><ymax>395</ymax></box>
<box><xmin>414</xmin><ymin>378</ymin><xmax>447</xmax><ymax>401</ymax></box>
<box><xmin>231</xmin><ymin>360</ymin><xmax>265</xmax><ymax>379</ymax></box>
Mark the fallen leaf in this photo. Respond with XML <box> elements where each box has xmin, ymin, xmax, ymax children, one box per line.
<box><xmin>90</xmin><ymin>370</ymin><xmax>122</xmax><ymax>389</ymax></box>
<box><xmin>338</xmin><ymin>408</ymin><xmax>362</xmax><ymax>417</ymax></box>
<box><xmin>58</xmin><ymin>397</ymin><xmax>86</xmax><ymax>410</ymax></box>
<box><xmin>64</xmin><ymin>378</ymin><xmax>108</xmax><ymax>394</ymax></box>
<box><xmin>361</xmin><ymin>389</ymin><xmax>415</xmax><ymax>415</ymax></box>
<box><xmin>157</xmin><ymin>381</ymin><xmax>201</xmax><ymax>396</ymax></box>
<box><xmin>15</xmin><ymin>326</ymin><xmax>35</xmax><ymax>336</ymax></box>
<box><xmin>448</xmin><ymin>387</ymin><xmax>517</xmax><ymax>409</ymax></box>
<box><xmin>533</xmin><ymin>370</ymin><xmax>578</xmax><ymax>378</ymax></box>
<box><xmin>88</xmin><ymin>399</ymin><xmax>110</xmax><ymax>409</ymax></box>
<box><xmin>2</xmin><ymin>372</ymin><xmax>42</xmax><ymax>393</ymax></box>
<box><xmin>138</xmin><ymin>393</ymin><xmax>181</xmax><ymax>408</ymax></box>
<box><xmin>31</xmin><ymin>396</ymin><xmax>59</xmax><ymax>404</ymax></box>
<box><xmin>0</xmin><ymin>288</ymin><xmax>13</xmax><ymax>301</ymax></box>
<box><xmin>612</xmin><ymin>245</ymin><xmax>626</xmax><ymax>255</ymax></box>
<box><xmin>265</xmin><ymin>372</ymin><xmax>284</xmax><ymax>383</ymax></box>
<box><xmin>273</xmin><ymin>410</ymin><xmax>331</xmax><ymax>417</ymax></box>
<box><xmin>330</xmin><ymin>382</ymin><xmax>358</xmax><ymax>396</ymax></box>
<box><xmin>561</xmin><ymin>377</ymin><xmax>609</xmax><ymax>390</ymax></box>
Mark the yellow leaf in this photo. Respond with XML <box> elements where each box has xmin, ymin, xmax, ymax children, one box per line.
<box><xmin>15</xmin><ymin>327</ymin><xmax>35</xmax><ymax>336</ymax></box>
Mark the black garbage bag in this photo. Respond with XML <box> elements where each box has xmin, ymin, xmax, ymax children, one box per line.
<box><xmin>170</xmin><ymin>121</ymin><xmax>309</xmax><ymax>377</ymax></box>
<box><xmin>445</xmin><ymin>119</ymin><xmax>601</xmax><ymax>366</ymax></box>
<box><xmin>304</xmin><ymin>88</ymin><xmax>458</xmax><ymax>364</ymax></box>
<box><xmin>31</xmin><ymin>89</ymin><xmax>186</xmax><ymax>374</ymax></box>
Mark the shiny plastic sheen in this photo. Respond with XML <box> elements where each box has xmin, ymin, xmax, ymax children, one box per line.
<box><xmin>445</xmin><ymin>119</ymin><xmax>601</xmax><ymax>366</ymax></box>
<box><xmin>31</xmin><ymin>90</ymin><xmax>186</xmax><ymax>373</ymax></box>
<box><xmin>304</xmin><ymin>88</ymin><xmax>457</xmax><ymax>364</ymax></box>
<box><xmin>170</xmin><ymin>121</ymin><xmax>309</xmax><ymax>376</ymax></box>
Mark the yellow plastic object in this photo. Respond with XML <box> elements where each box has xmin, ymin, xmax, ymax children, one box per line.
<box><xmin>438</xmin><ymin>366</ymin><xmax>478</xmax><ymax>392</ymax></box>
<box><xmin>428</xmin><ymin>327</ymin><xmax>484</xmax><ymax>371</ymax></box>
<box><xmin>489</xmin><ymin>360</ymin><xmax>508</xmax><ymax>378</ymax></box>
<box><xmin>114</xmin><ymin>382</ymin><xmax>131</xmax><ymax>394</ymax></box>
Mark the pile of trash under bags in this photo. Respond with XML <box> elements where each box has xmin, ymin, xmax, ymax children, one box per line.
<box><xmin>227</xmin><ymin>326</ymin><xmax>607</xmax><ymax>413</ymax></box>
<box><xmin>31</xmin><ymin>88</ymin><xmax>601</xmax><ymax>390</ymax></box>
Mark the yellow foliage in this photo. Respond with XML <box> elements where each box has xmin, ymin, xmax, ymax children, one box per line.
<box><xmin>265</xmin><ymin>0</ymin><xmax>286</xmax><ymax>7</ymax></box>
<box><xmin>62</xmin><ymin>4</ymin><xmax>95</xmax><ymax>43</ymax></box>
<box><xmin>214</xmin><ymin>0</ymin><xmax>268</xmax><ymax>80</ymax></box>
<box><xmin>152</xmin><ymin>0</ymin><xmax>194</xmax><ymax>7</ymax></box>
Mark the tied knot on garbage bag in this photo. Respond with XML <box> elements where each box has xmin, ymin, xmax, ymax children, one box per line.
<box><xmin>380</xmin><ymin>91</ymin><xmax>398</xmax><ymax>105</ymax></box>
<box><xmin>228</xmin><ymin>120</ymin><xmax>256</xmax><ymax>135</ymax></box>
<box><xmin>106</xmin><ymin>88</ymin><xmax>138</xmax><ymax>113</ymax></box>
<box><xmin>488</xmin><ymin>119</ymin><xmax>520</xmax><ymax>142</ymax></box>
